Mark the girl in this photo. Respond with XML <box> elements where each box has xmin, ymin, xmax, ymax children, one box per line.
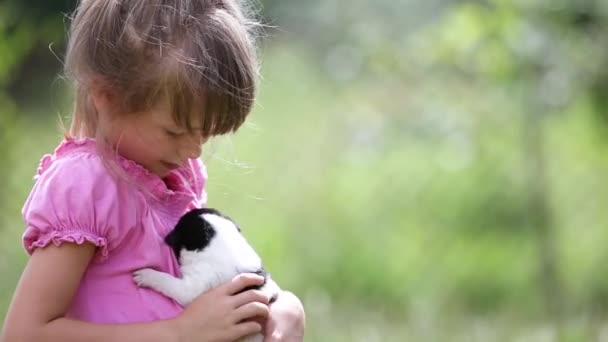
<box><xmin>1</xmin><ymin>0</ymin><xmax>305</xmax><ymax>341</ymax></box>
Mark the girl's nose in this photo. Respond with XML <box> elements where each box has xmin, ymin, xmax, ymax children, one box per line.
<box><xmin>185</xmin><ymin>144</ymin><xmax>201</xmax><ymax>159</ymax></box>
<box><xmin>182</xmin><ymin>134</ymin><xmax>206</xmax><ymax>159</ymax></box>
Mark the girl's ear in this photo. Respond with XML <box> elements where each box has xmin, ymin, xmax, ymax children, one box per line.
<box><xmin>90</xmin><ymin>79</ymin><xmax>116</xmax><ymax>117</ymax></box>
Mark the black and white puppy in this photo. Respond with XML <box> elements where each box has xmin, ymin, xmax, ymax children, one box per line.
<box><xmin>133</xmin><ymin>208</ymin><xmax>280</xmax><ymax>342</ymax></box>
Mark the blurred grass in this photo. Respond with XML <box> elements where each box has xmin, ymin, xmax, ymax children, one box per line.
<box><xmin>2</xmin><ymin>44</ymin><xmax>608</xmax><ymax>341</ymax></box>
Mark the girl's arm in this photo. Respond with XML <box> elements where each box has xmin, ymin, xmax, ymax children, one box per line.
<box><xmin>2</xmin><ymin>243</ymin><xmax>269</xmax><ymax>342</ymax></box>
<box><xmin>1</xmin><ymin>243</ymin><xmax>178</xmax><ymax>342</ymax></box>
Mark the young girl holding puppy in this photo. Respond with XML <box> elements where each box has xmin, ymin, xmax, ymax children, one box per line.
<box><xmin>1</xmin><ymin>1</ymin><xmax>304</xmax><ymax>341</ymax></box>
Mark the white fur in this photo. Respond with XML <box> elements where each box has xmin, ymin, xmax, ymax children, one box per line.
<box><xmin>133</xmin><ymin>212</ymin><xmax>280</xmax><ymax>342</ymax></box>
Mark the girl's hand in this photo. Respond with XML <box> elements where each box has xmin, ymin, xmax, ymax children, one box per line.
<box><xmin>172</xmin><ymin>273</ymin><xmax>271</xmax><ymax>342</ymax></box>
<box><xmin>263</xmin><ymin>291</ymin><xmax>305</xmax><ymax>342</ymax></box>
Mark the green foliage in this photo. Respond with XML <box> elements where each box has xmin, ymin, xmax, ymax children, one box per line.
<box><xmin>2</xmin><ymin>0</ymin><xmax>608</xmax><ymax>340</ymax></box>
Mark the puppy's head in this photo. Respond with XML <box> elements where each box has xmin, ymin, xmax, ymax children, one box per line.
<box><xmin>165</xmin><ymin>208</ymin><xmax>228</xmax><ymax>257</ymax></box>
<box><xmin>165</xmin><ymin>208</ymin><xmax>244</xmax><ymax>257</ymax></box>
<box><xmin>166</xmin><ymin>208</ymin><xmax>272</xmax><ymax>296</ymax></box>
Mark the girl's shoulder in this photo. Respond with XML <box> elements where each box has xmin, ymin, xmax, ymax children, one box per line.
<box><xmin>35</xmin><ymin>138</ymin><xmax>114</xmax><ymax>185</ymax></box>
<box><xmin>23</xmin><ymin>138</ymin><xmax>143</xmax><ymax>261</ymax></box>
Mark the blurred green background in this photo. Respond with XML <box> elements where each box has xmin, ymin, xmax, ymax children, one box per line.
<box><xmin>2</xmin><ymin>0</ymin><xmax>608</xmax><ymax>340</ymax></box>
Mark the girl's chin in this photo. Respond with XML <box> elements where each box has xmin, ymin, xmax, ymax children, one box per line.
<box><xmin>156</xmin><ymin>169</ymin><xmax>171</xmax><ymax>178</ymax></box>
<box><xmin>144</xmin><ymin>165</ymin><xmax>170</xmax><ymax>178</ymax></box>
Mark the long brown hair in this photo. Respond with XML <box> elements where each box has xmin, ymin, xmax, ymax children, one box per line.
<box><xmin>64</xmin><ymin>0</ymin><xmax>261</xmax><ymax>138</ymax></box>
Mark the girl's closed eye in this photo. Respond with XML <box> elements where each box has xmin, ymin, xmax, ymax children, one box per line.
<box><xmin>165</xmin><ymin>128</ymin><xmax>186</xmax><ymax>137</ymax></box>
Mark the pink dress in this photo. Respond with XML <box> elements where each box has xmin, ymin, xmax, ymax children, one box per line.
<box><xmin>22</xmin><ymin>138</ymin><xmax>207</xmax><ymax>323</ymax></box>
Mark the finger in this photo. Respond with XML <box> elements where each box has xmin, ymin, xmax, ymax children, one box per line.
<box><xmin>245</xmin><ymin>315</ymin><xmax>268</xmax><ymax>328</ymax></box>
<box><xmin>224</xmin><ymin>273</ymin><xmax>265</xmax><ymax>295</ymax></box>
<box><xmin>262</xmin><ymin>320</ymin><xmax>278</xmax><ymax>342</ymax></box>
<box><xmin>232</xmin><ymin>289</ymin><xmax>270</xmax><ymax>308</ymax></box>
<box><xmin>228</xmin><ymin>321</ymin><xmax>263</xmax><ymax>341</ymax></box>
<box><xmin>233</xmin><ymin>302</ymin><xmax>270</xmax><ymax>323</ymax></box>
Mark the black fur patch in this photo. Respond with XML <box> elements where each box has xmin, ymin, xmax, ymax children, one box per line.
<box><xmin>199</xmin><ymin>208</ymin><xmax>241</xmax><ymax>232</ymax></box>
<box><xmin>165</xmin><ymin>208</ymin><xmax>217</xmax><ymax>259</ymax></box>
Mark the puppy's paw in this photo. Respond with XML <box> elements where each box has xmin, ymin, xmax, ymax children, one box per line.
<box><xmin>133</xmin><ymin>268</ymin><xmax>161</xmax><ymax>288</ymax></box>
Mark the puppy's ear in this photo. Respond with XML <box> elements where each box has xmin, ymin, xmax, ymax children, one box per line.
<box><xmin>165</xmin><ymin>229</ymin><xmax>180</xmax><ymax>247</ymax></box>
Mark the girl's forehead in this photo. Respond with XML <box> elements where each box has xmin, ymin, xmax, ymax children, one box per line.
<box><xmin>148</xmin><ymin>97</ymin><xmax>203</xmax><ymax>129</ymax></box>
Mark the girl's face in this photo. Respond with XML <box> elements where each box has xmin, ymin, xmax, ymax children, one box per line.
<box><xmin>98</xmin><ymin>95</ymin><xmax>208</xmax><ymax>178</ymax></box>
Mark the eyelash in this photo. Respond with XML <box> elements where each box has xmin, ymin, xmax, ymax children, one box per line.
<box><xmin>166</xmin><ymin>129</ymin><xmax>185</xmax><ymax>137</ymax></box>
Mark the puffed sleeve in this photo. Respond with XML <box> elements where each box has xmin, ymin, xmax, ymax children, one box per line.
<box><xmin>22</xmin><ymin>153</ymin><xmax>138</xmax><ymax>262</ymax></box>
